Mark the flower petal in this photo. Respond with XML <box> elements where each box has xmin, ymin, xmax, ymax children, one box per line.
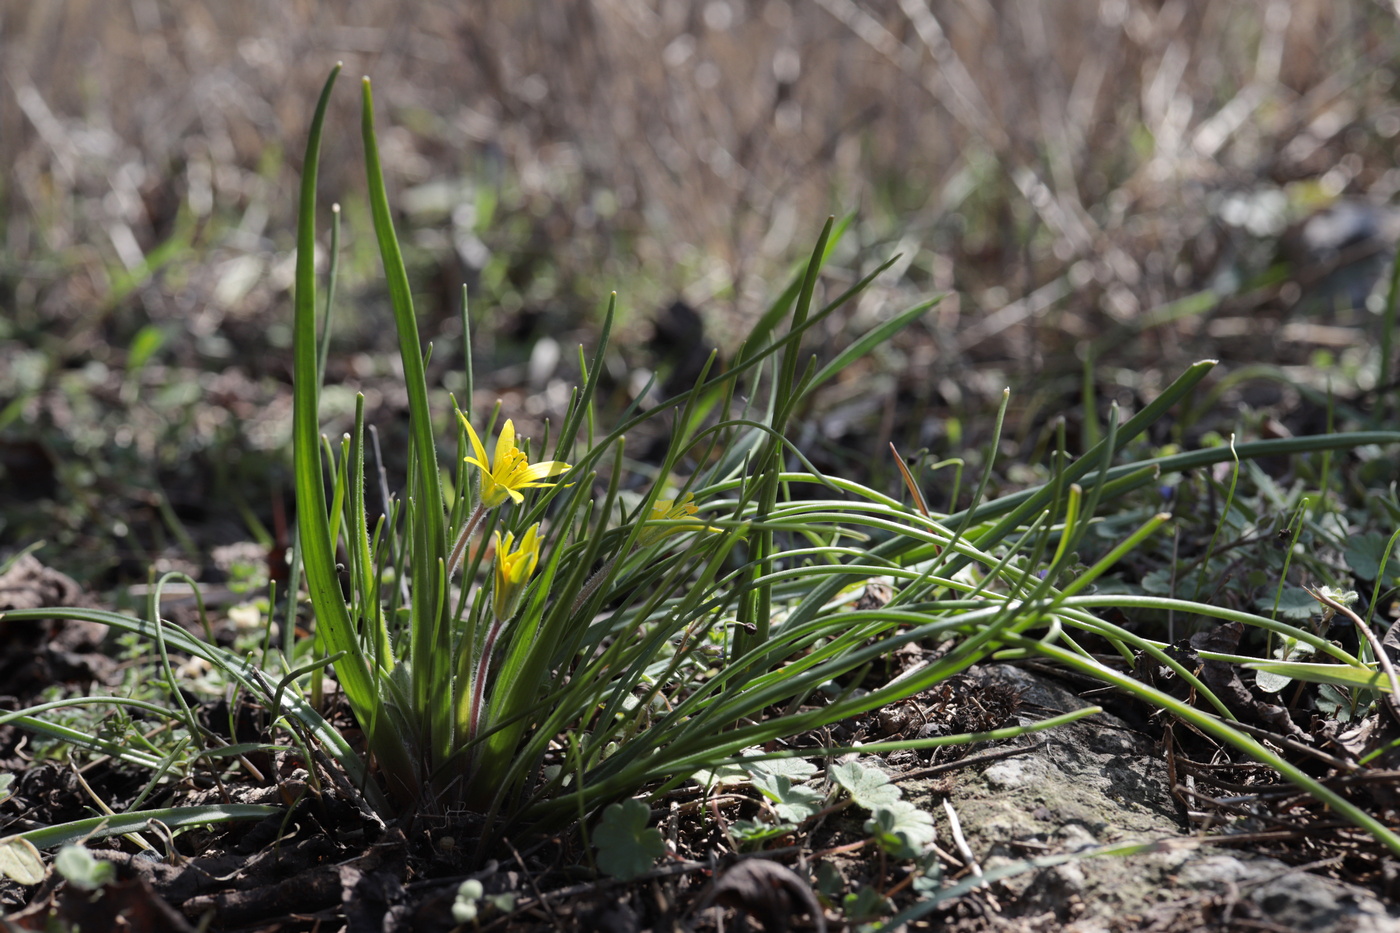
<box><xmin>495</xmin><ymin>419</ymin><xmax>518</xmax><ymax>473</ymax></box>
<box><xmin>460</xmin><ymin>412</ymin><xmax>489</xmax><ymax>468</ymax></box>
<box><xmin>519</xmin><ymin>460</ymin><xmax>572</xmax><ymax>483</ymax></box>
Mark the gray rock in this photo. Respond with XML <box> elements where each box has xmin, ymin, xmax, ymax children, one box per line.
<box><xmin>901</xmin><ymin>664</ymin><xmax>1399</xmax><ymax>932</ymax></box>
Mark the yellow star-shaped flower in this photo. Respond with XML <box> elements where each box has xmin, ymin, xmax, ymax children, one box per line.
<box><xmin>492</xmin><ymin>523</ymin><xmax>542</xmax><ymax>622</ymax></box>
<box><xmin>637</xmin><ymin>492</ymin><xmax>721</xmax><ymax>547</ymax></box>
<box><xmin>460</xmin><ymin>415</ymin><xmax>571</xmax><ymax>509</ymax></box>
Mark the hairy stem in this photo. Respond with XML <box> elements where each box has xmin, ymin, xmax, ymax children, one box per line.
<box><xmin>467</xmin><ymin>619</ymin><xmax>508</xmax><ymax>740</ymax></box>
<box><xmin>448</xmin><ymin>503</ymin><xmax>488</xmax><ymax>579</ymax></box>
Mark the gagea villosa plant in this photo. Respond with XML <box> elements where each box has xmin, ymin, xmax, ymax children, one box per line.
<box><xmin>279</xmin><ymin>64</ymin><xmax>1400</xmax><ymax>861</ymax></box>
<box><xmin>283</xmin><ymin>65</ymin><xmax>1063</xmax><ymax>831</ymax></box>
<box><xmin>8</xmin><ymin>63</ymin><xmax>1399</xmax><ymax>886</ymax></box>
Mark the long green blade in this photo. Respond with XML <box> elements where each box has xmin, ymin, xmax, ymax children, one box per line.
<box><xmin>361</xmin><ymin>77</ymin><xmax>451</xmax><ymax>768</ymax></box>
<box><xmin>12</xmin><ymin>805</ymin><xmax>281</xmax><ymax>850</ymax></box>
<box><xmin>292</xmin><ymin>65</ymin><xmax>413</xmax><ymax>807</ymax></box>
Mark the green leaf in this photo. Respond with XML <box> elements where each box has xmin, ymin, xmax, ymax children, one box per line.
<box><xmin>291</xmin><ymin>65</ymin><xmax>403</xmax><ymax>789</ymax></box>
<box><xmin>13</xmin><ymin>804</ymin><xmax>281</xmax><ymax>850</ymax></box>
<box><xmin>829</xmin><ymin>761</ymin><xmax>901</xmax><ymax>810</ymax></box>
<box><xmin>1315</xmin><ymin>682</ymin><xmax>1367</xmax><ymax>721</ymax></box>
<box><xmin>807</xmin><ymin>297</ymin><xmax>941</xmax><ymax>395</ymax></box>
<box><xmin>361</xmin><ymin>76</ymin><xmax>451</xmax><ymax>766</ymax></box>
<box><xmin>1139</xmin><ymin>568</ymin><xmax>1175</xmax><ymax>596</ymax></box>
<box><xmin>728</xmin><ymin>819</ymin><xmax>798</xmax><ymax>847</ymax></box>
<box><xmin>126</xmin><ymin>324</ymin><xmax>166</xmax><ymax>374</ymax></box>
<box><xmin>1257</xmin><ymin>585</ymin><xmax>1317</xmax><ymax>621</ymax></box>
<box><xmin>909</xmin><ymin>852</ymin><xmax>943</xmax><ymax>894</ymax></box>
<box><xmin>691</xmin><ymin>761</ymin><xmax>751</xmax><ymax>788</ymax></box>
<box><xmin>843</xmin><ymin>885</ymin><xmax>893</xmax><ymax>923</ymax></box>
<box><xmin>692</xmin><ymin>749</ymin><xmax>817</xmax><ymax>789</ymax></box>
<box><xmin>1344</xmin><ymin>532</ymin><xmax>1399</xmax><ymax>581</ymax></box>
<box><xmin>692</xmin><ymin>747</ymin><xmax>765</xmax><ymax>787</ymax></box>
<box><xmin>0</xmin><ymin>837</ymin><xmax>45</xmax><ymax>885</ymax></box>
<box><xmin>1139</xmin><ymin>568</ymin><xmax>1211</xmax><ymax>599</ymax></box>
<box><xmin>750</xmin><ymin>757</ymin><xmax>819</xmax><ymax>783</ymax></box>
<box><xmin>1254</xmin><ymin>640</ymin><xmax>1314</xmax><ymax>694</ymax></box>
<box><xmin>594</xmin><ymin>799</ymin><xmax>666</xmax><ymax>881</ymax></box>
<box><xmin>1246</xmin><ymin>660</ymin><xmax>1390</xmax><ymax>693</ymax></box>
<box><xmin>1252</xmin><ymin>668</ymin><xmax>1291</xmax><ymax>693</ymax></box>
<box><xmin>750</xmin><ymin>771</ymin><xmax>824</xmax><ymax>823</ymax></box>
<box><xmin>0</xmin><ymin>774</ymin><xmax>12</xmax><ymax>806</ymax></box>
<box><xmin>815</xmin><ymin>860</ymin><xmax>845</xmax><ymax>901</ymax></box>
<box><xmin>865</xmin><ymin>801</ymin><xmax>935</xmax><ymax>859</ymax></box>
<box><xmin>55</xmin><ymin>845</ymin><xmax>115</xmax><ymax>891</ymax></box>
<box><xmin>486</xmin><ymin>892</ymin><xmax>517</xmax><ymax>913</ymax></box>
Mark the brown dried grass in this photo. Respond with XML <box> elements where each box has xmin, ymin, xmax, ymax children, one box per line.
<box><xmin>2</xmin><ymin>1</ymin><xmax>1396</xmax><ymax>371</ymax></box>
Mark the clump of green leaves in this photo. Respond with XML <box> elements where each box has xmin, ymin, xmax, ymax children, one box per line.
<box><xmin>830</xmin><ymin>760</ymin><xmax>935</xmax><ymax>859</ymax></box>
<box><xmin>694</xmin><ymin>752</ymin><xmax>936</xmax><ymax>859</ymax></box>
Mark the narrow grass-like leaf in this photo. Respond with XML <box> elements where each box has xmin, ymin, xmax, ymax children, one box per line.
<box><xmin>0</xmin><ymin>606</ymin><xmax>389</xmax><ymax>813</ymax></box>
<box><xmin>808</xmin><ymin>297</ymin><xmax>942</xmax><ymax>395</ymax></box>
<box><xmin>738</xmin><ymin>218</ymin><xmax>834</xmax><ymax>656</ymax></box>
<box><xmin>1244</xmin><ymin>661</ymin><xmax>1390</xmax><ymax>692</ymax></box>
<box><xmin>13</xmin><ymin>805</ymin><xmax>282</xmax><ymax>851</ymax></box>
<box><xmin>361</xmin><ymin>77</ymin><xmax>450</xmax><ymax>768</ymax></box>
<box><xmin>290</xmin><ymin>66</ymin><xmax>409</xmax><ymax>790</ymax></box>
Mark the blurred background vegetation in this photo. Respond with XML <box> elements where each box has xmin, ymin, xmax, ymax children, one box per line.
<box><xmin>3</xmin><ymin>0</ymin><xmax>1399</xmax><ymax>587</ymax></box>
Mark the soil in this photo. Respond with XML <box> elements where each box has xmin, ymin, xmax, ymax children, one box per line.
<box><xmin>2</xmin><ymin>555</ymin><xmax>1398</xmax><ymax>933</ymax></box>
<box><xmin>3</xmin><ymin>282</ymin><xmax>1399</xmax><ymax>929</ymax></box>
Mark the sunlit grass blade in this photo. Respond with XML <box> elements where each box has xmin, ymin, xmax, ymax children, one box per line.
<box><xmin>734</xmin><ymin>214</ymin><xmax>853</xmax><ymax>370</ymax></box>
<box><xmin>361</xmin><ymin>76</ymin><xmax>452</xmax><ymax>769</ymax></box>
<box><xmin>738</xmin><ymin>217</ymin><xmax>834</xmax><ymax>656</ymax></box>
<box><xmin>291</xmin><ymin>65</ymin><xmax>416</xmax><ymax>805</ymax></box>
<box><xmin>808</xmin><ymin>295</ymin><xmax>942</xmax><ymax>394</ymax></box>
<box><xmin>1243</xmin><ymin>661</ymin><xmax>1391</xmax><ymax>692</ymax></box>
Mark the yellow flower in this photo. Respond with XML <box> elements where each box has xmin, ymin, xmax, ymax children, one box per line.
<box><xmin>492</xmin><ymin>524</ymin><xmax>542</xmax><ymax>622</ymax></box>
<box><xmin>637</xmin><ymin>493</ymin><xmax>721</xmax><ymax>547</ymax></box>
<box><xmin>460</xmin><ymin>415</ymin><xmax>571</xmax><ymax>509</ymax></box>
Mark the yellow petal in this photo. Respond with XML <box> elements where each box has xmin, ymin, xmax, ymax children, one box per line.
<box><xmin>460</xmin><ymin>412</ymin><xmax>490</xmax><ymax>468</ymax></box>
<box><xmin>495</xmin><ymin>419</ymin><xmax>518</xmax><ymax>473</ymax></box>
<box><xmin>520</xmin><ymin>460</ymin><xmax>572</xmax><ymax>483</ymax></box>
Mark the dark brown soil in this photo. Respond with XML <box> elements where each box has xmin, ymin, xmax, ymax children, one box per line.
<box><xmin>3</xmin><ymin>555</ymin><xmax>1398</xmax><ymax>932</ymax></box>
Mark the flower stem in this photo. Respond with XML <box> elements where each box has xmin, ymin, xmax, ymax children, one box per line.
<box><xmin>570</xmin><ymin>556</ymin><xmax>618</xmax><ymax>615</ymax></box>
<box><xmin>448</xmin><ymin>503</ymin><xmax>488</xmax><ymax>579</ymax></box>
<box><xmin>466</xmin><ymin>618</ymin><xmax>507</xmax><ymax>740</ymax></box>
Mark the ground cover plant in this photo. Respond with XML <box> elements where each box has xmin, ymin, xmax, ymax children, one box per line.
<box><xmin>2</xmin><ymin>52</ymin><xmax>1400</xmax><ymax>931</ymax></box>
